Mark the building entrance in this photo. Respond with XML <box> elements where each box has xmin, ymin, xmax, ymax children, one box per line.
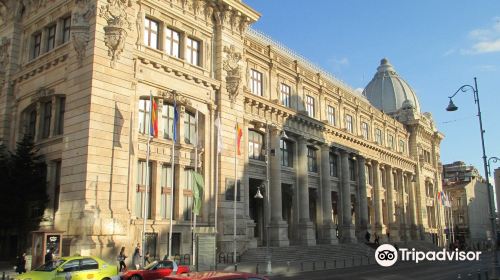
<box><xmin>249</xmin><ymin>178</ymin><xmax>265</xmax><ymax>246</ymax></box>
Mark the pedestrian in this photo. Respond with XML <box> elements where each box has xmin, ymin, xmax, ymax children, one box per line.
<box><xmin>44</xmin><ymin>247</ymin><xmax>54</xmax><ymax>264</ymax></box>
<box><xmin>144</xmin><ymin>251</ymin><xmax>151</xmax><ymax>265</ymax></box>
<box><xmin>118</xmin><ymin>247</ymin><xmax>127</xmax><ymax>272</ymax></box>
<box><xmin>15</xmin><ymin>253</ymin><xmax>26</xmax><ymax>274</ymax></box>
<box><xmin>132</xmin><ymin>243</ymin><xmax>142</xmax><ymax>270</ymax></box>
<box><xmin>374</xmin><ymin>233</ymin><xmax>380</xmax><ymax>245</ymax></box>
<box><xmin>365</xmin><ymin>231</ymin><xmax>371</xmax><ymax>243</ymax></box>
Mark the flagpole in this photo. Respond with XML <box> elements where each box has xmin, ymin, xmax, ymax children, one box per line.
<box><xmin>192</xmin><ymin>108</ymin><xmax>198</xmax><ymax>268</ymax></box>
<box><xmin>214</xmin><ymin>112</ymin><xmax>220</xmax><ymax>230</ymax></box>
<box><xmin>168</xmin><ymin>93</ymin><xmax>176</xmax><ymax>259</ymax></box>
<box><xmin>448</xmin><ymin>192</ymin><xmax>455</xmax><ymax>244</ymax></box>
<box><xmin>233</xmin><ymin>119</ymin><xmax>238</xmax><ymax>264</ymax></box>
<box><xmin>143</xmin><ymin>92</ymin><xmax>153</xmax><ymax>267</ymax></box>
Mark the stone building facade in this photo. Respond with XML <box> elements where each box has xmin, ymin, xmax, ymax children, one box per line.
<box><xmin>0</xmin><ymin>0</ymin><xmax>445</xmax><ymax>260</ymax></box>
<box><xmin>442</xmin><ymin>161</ymin><xmax>491</xmax><ymax>246</ymax></box>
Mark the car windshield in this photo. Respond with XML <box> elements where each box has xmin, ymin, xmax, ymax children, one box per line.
<box><xmin>34</xmin><ymin>260</ymin><xmax>66</xmax><ymax>272</ymax></box>
<box><xmin>144</xmin><ymin>261</ymin><xmax>159</xmax><ymax>270</ymax></box>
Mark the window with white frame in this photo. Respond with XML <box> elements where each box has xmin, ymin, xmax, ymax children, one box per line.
<box><xmin>138</xmin><ymin>99</ymin><xmax>152</xmax><ymax>135</ymax></box>
<box><xmin>248</xmin><ymin>130</ymin><xmax>264</xmax><ymax>161</ymax></box>
<box><xmin>375</xmin><ymin>128</ymin><xmax>383</xmax><ymax>145</ymax></box>
<box><xmin>280</xmin><ymin>139</ymin><xmax>293</xmax><ymax>167</ymax></box>
<box><xmin>250</xmin><ymin>69</ymin><xmax>263</xmax><ymax>96</ymax></box>
<box><xmin>345</xmin><ymin>114</ymin><xmax>353</xmax><ymax>133</ymax></box>
<box><xmin>183</xmin><ymin>168</ymin><xmax>193</xmax><ymax>220</ymax></box>
<box><xmin>399</xmin><ymin>139</ymin><xmax>406</xmax><ymax>153</ymax></box>
<box><xmin>165</xmin><ymin>27</ymin><xmax>180</xmax><ymax>58</ymax></box>
<box><xmin>62</xmin><ymin>16</ymin><xmax>71</xmax><ymax>44</ymax></box>
<box><xmin>186</xmin><ymin>37</ymin><xmax>200</xmax><ymax>66</ymax></box>
<box><xmin>46</xmin><ymin>25</ymin><xmax>56</xmax><ymax>52</ymax></box>
<box><xmin>280</xmin><ymin>83</ymin><xmax>291</xmax><ymax>107</ymax></box>
<box><xmin>162</xmin><ymin>103</ymin><xmax>175</xmax><ymax>140</ymax></box>
<box><xmin>135</xmin><ymin>160</ymin><xmax>153</xmax><ymax>219</ymax></box>
<box><xmin>387</xmin><ymin>134</ymin><xmax>395</xmax><ymax>150</ymax></box>
<box><xmin>327</xmin><ymin>106</ymin><xmax>336</xmax><ymax>125</ymax></box>
<box><xmin>144</xmin><ymin>18</ymin><xmax>159</xmax><ymax>49</ymax></box>
<box><xmin>306</xmin><ymin>95</ymin><xmax>315</xmax><ymax>118</ymax></box>
<box><xmin>160</xmin><ymin>164</ymin><xmax>173</xmax><ymax>219</ymax></box>
<box><xmin>184</xmin><ymin>111</ymin><xmax>196</xmax><ymax>144</ymax></box>
<box><xmin>361</xmin><ymin>122</ymin><xmax>369</xmax><ymax>140</ymax></box>
<box><xmin>307</xmin><ymin>146</ymin><xmax>318</xmax><ymax>172</ymax></box>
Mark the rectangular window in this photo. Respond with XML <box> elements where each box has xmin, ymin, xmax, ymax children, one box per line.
<box><xmin>327</xmin><ymin>106</ymin><xmax>336</xmax><ymax>125</ymax></box>
<box><xmin>32</xmin><ymin>33</ymin><xmax>42</xmax><ymax>59</ymax></box>
<box><xmin>280</xmin><ymin>83</ymin><xmax>291</xmax><ymax>107</ymax></box>
<box><xmin>160</xmin><ymin>165</ymin><xmax>173</xmax><ymax>219</ymax></box>
<box><xmin>280</xmin><ymin>139</ymin><xmax>293</xmax><ymax>167</ymax></box>
<box><xmin>54</xmin><ymin>160</ymin><xmax>62</xmax><ymax>212</ymax></box>
<box><xmin>375</xmin><ymin>128</ymin><xmax>383</xmax><ymax>145</ymax></box>
<box><xmin>62</xmin><ymin>16</ymin><xmax>71</xmax><ymax>43</ymax></box>
<box><xmin>165</xmin><ymin>27</ymin><xmax>180</xmax><ymax>58</ymax></box>
<box><xmin>186</xmin><ymin>37</ymin><xmax>200</xmax><ymax>66</ymax></box>
<box><xmin>307</xmin><ymin>146</ymin><xmax>317</xmax><ymax>172</ymax></box>
<box><xmin>26</xmin><ymin>108</ymin><xmax>37</xmax><ymax>138</ymax></box>
<box><xmin>47</xmin><ymin>25</ymin><xmax>57</xmax><ymax>51</ymax></box>
<box><xmin>345</xmin><ymin>114</ymin><xmax>353</xmax><ymax>133</ymax></box>
<box><xmin>329</xmin><ymin>153</ymin><xmax>338</xmax><ymax>177</ymax></box>
<box><xmin>183</xmin><ymin>168</ymin><xmax>194</xmax><ymax>220</ymax></box>
<box><xmin>144</xmin><ymin>18</ymin><xmax>159</xmax><ymax>49</ymax></box>
<box><xmin>55</xmin><ymin>97</ymin><xmax>65</xmax><ymax>135</ymax></box>
<box><xmin>349</xmin><ymin>159</ymin><xmax>355</xmax><ymax>180</ymax></box>
<box><xmin>361</xmin><ymin>122</ymin><xmax>369</xmax><ymax>140</ymax></box>
<box><xmin>248</xmin><ymin>130</ymin><xmax>264</xmax><ymax>161</ymax></box>
<box><xmin>387</xmin><ymin>134</ymin><xmax>395</xmax><ymax>150</ymax></box>
<box><xmin>399</xmin><ymin>139</ymin><xmax>406</xmax><ymax>153</ymax></box>
<box><xmin>138</xmin><ymin>99</ymin><xmax>151</xmax><ymax>134</ymax></box>
<box><xmin>184</xmin><ymin>111</ymin><xmax>196</xmax><ymax>144</ymax></box>
<box><xmin>162</xmin><ymin>103</ymin><xmax>174</xmax><ymax>139</ymax></box>
<box><xmin>135</xmin><ymin>160</ymin><xmax>152</xmax><ymax>219</ymax></box>
<box><xmin>250</xmin><ymin>69</ymin><xmax>263</xmax><ymax>96</ymax></box>
<box><xmin>306</xmin><ymin>95</ymin><xmax>315</xmax><ymax>118</ymax></box>
<box><xmin>41</xmin><ymin>101</ymin><xmax>52</xmax><ymax>139</ymax></box>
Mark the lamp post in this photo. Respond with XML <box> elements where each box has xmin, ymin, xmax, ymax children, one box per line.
<box><xmin>446</xmin><ymin>77</ymin><xmax>497</xmax><ymax>267</ymax></box>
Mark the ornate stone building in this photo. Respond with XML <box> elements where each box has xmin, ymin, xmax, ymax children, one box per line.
<box><xmin>0</xmin><ymin>0</ymin><xmax>445</xmax><ymax>260</ymax></box>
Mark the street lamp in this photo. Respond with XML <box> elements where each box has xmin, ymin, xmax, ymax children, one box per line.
<box><xmin>446</xmin><ymin>77</ymin><xmax>498</xmax><ymax>267</ymax></box>
<box><xmin>488</xmin><ymin>157</ymin><xmax>500</xmax><ymax>177</ymax></box>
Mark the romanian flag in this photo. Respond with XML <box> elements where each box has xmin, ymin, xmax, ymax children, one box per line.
<box><xmin>150</xmin><ymin>93</ymin><xmax>158</xmax><ymax>137</ymax></box>
<box><xmin>236</xmin><ymin>124</ymin><xmax>243</xmax><ymax>155</ymax></box>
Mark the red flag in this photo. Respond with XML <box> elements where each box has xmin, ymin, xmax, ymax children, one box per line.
<box><xmin>236</xmin><ymin>124</ymin><xmax>243</xmax><ymax>155</ymax></box>
<box><xmin>150</xmin><ymin>93</ymin><xmax>158</xmax><ymax>137</ymax></box>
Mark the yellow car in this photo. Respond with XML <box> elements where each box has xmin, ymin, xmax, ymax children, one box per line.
<box><xmin>16</xmin><ymin>255</ymin><xmax>119</xmax><ymax>280</ymax></box>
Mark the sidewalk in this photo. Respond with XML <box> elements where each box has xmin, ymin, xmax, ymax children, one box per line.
<box><xmin>0</xmin><ymin>262</ymin><xmax>17</xmax><ymax>279</ymax></box>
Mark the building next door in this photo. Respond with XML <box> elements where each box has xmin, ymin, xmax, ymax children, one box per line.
<box><xmin>249</xmin><ymin>178</ymin><xmax>265</xmax><ymax>246</ymax></box>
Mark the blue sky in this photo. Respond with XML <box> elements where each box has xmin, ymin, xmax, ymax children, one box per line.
<box><xmin>245</xmin><ymin>0</ymin><xmax>500</xmax><ymax>178</ymax></box>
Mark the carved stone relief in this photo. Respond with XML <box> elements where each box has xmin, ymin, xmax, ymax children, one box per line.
<box><xmin>223</xmin><ymin>45</ymin><xmax>242</xmax><ymax>103</ymax></box>
<box><xmin>99</xmin><ymin>0</ymin><xmax>132</xmax><ymax>68</ymax></box>
<box><xmin>71</xmin><ymin>0</ymin><xmax>95</xmax><ymax>66</ymax></box>
<box><xmin>135</xmin><ymin>5</ymin><xmax>143</xmax><ymax>47</ymax></box>
<box><xmin>0</xmin><ymin>3</ymin><xmax>7</xmax><ymax>26</ymax></box>
<box><xmin>0</xmin><ymin>37</ymin><xmax>10</xmax><ymax>74</ymax></box>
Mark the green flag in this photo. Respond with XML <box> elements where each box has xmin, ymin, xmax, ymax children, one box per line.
<box><xmin>192</xmin><ymin>171</ymin><xmax>204</xmax><ymax>215</ymax></box>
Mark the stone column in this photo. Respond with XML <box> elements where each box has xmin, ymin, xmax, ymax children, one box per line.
<box><xmin>372</xmin><ymin>161</ymin><xmax>384</xmax><ymax>238</ymax></box>
<box><xmin>407</xmin><ymin>172</ymin><xmax>420</xmax><ymax>240</ymax></box>
<box><xmin>357</xmin><ymin>156</ymin><xmax>369</xmax><ymax>241</ymax></box>
<box><xmin>397</xmin><ymin>169</ymin><xmax>406</xmax><ymax>242</ymax></box>
<box><xmin>269</xmin><ymin>127</ymin><xmax>289</xmax><ymax>246</ymax></box>
<box><xmin>319</xmin><ymin>144</ymin><xmax>338</xmax><ymax>244</ymax></box>
<box><xmin>386</xmin><ymin>166</ymin><xmax>400</xmax><ymax>242</ymax></box>
<box><xmin>297</xmin><ymin>136</ymin><xmax>316</xmax><ymax>245</ymax></box>
<box><xmin>340</xmin><ymin>150</ymin><xmax>356</xmax><ymax>243</ymax></box>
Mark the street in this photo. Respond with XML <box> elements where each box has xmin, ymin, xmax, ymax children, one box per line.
<box><xmin>270</xmin><ymin>253</ymin><xmax>496</xmax><ymax>280</ymax></box>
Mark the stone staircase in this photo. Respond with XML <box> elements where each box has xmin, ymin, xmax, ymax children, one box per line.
<box><xmin>218</xmin><ymin>243</ymin><xmax>376</xmax><ymax>275</ymax></box>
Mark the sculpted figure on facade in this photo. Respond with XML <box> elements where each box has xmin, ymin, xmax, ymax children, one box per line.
<box><xmin>99</xmin><ymin>0</ymin><xmax>132</xmax><ymax>68</ymax></box>
<box><xmin>223</xmin><ymin>45</ymin><xmax>242</xmax><ymax>103</ymax></box>
<box><xmin>72</xmin><ymin>0</ymin><xmax>95</xmax><ymax>66</ymax></box>
<box><xmin>135</xmin><ymin>4</ymin><xmax>143</xmax><ymax>47</ymax></box>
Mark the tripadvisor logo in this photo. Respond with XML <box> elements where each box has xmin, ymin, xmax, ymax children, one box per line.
<box><xmin>374</xmin><ymin>244</ymin><xmax>482</xmax><ymax>267</ymax></box>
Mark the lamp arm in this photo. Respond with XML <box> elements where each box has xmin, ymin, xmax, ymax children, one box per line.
<box><xmin>448</xmin><ymin>84</ymin><xmax>476</xmax><ymax>99</ymax></box>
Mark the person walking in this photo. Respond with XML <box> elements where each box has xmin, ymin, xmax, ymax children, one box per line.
<box><xmin>132</xmin><ymin>243</ymin><xmax>142</xmax><ymax>270</ymax></box>
<box><xmin>118</xmin><ymin>247</ymin><xmax>127</xmax><ymax>272</ymax></box>
<box><xmin>44</xmin><ymin>247</ymin><xmax>54</xmax><ymax>264</ymax></box>
<box><xmin>15</xmin><ymin>253</ymin><xmax>26</xmax><ymax>274</ymax></box>
<box><xmin>365</xmin><ymin>231</ymin><xmax>371</xmax><ymax>243</ymax></box>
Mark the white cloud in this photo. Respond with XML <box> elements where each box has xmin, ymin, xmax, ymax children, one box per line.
<box><xmin>463</xmin><ymin>17</ymin><xmax>500</xmax><ymax>55</ymax></box>
<box><xmin>443</xmin><ymin>49</ymin><xmax>456</xmax><ymax>56</ymax></box>
<box><xmin>327</xmin><ymin>57</ymin><xmax>350</xmax><ymax>73</ymax></box>
<box><xmin>477</xmin><ymin>65</ymin><xmax>497</xmax><ymax>72</ymax></box>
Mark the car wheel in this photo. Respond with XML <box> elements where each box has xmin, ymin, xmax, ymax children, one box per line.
<box><xmin>130</xmin><ymin>275</ymin><xmax>142</xmax><ymax>280</ymax></box>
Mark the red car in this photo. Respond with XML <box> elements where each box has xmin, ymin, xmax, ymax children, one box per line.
<box><xmin>162</xmin><ymin>271</ymin><xmax>268</xmax><ymax>280</ymax></box>
<box><xmin>121</xmin><ymin>260</ymin><xmax>190</xmax><ymax>280</ymax></box>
